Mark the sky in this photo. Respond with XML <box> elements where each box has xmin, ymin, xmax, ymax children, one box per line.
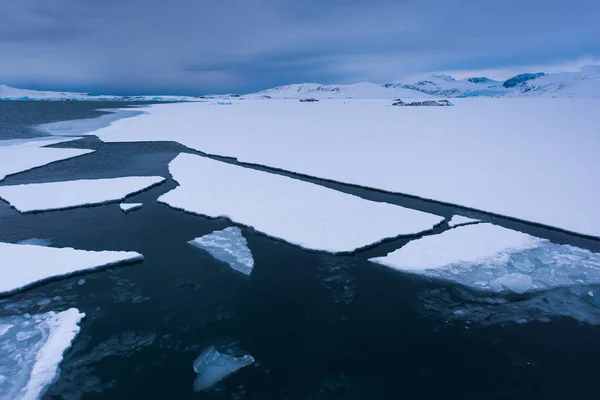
<box><xmin>1</xmin><ymin>0</ymin><xmax>599</xmax><ymax>95</ymax></box>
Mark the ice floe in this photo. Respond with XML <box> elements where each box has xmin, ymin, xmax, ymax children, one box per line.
<box><xmin>0</xmin><ymin>242</ymin><xmax>143</xmax><ymax>295</ymax></box>
<box><xmin>158</xmin><ymin>153</ymin><xmax>443</xmax><ymax>253</ymax></box>
<box><xmin>0</xmin><ymin>308</ymin><xmax>84</xmax><ymax>400</ymax></box>
<box><xmin>370</xmin><ymin>223</ymin><xmax>600</xmax><ymax>294</ymax></box>
<box><xmin>193</xmin><ymin>346</ymin><xmax>255</xmax><ymax>391</ymax></box>
<box><xmin>0</xmin><ymin>137</ymin><xmax>93</xmax><ymax>181</ymax></box>
<box><xmin>0</xmin><ymin>176</ymin><xmax>165</xmax><ymax>213</ymax></box>
<box><xmin>448</xmin><ymin>215</ymin><xmax>480</xmax><ymax>227</ymax></box>
<box><xmin>87</xmin><ymin>99</ymin><xmax>600</xmax><ymax>237</ymax></box>
<box><xmin>188</xmin><ymin>227</ymin><xmax>254</xmax><ymax>275</ymax></box>
<box><xmin>119</xmin><ymin>203</ymin><xmax>143</xmax><ymax>213</ymax></box>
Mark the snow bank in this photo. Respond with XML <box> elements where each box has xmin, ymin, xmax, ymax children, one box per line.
<box><xmin>370</xmin><ymin>223</ymin><xmax>600</xmax><ymax>294</ymax></box>
<box><xmin>0</xmin><ymin>242</ymin><xmax>143</xmax><ymax>294</ymax></box>
<box><xmin>188</xmin><ymin>227</ymin><xmax>254</xmax><ymax>275</ymax></box>
<box><xmin>159</xmin><ymin>154</ymin><xmax>443</xmax><ymax>253</ymax></box>
<box><xmin>448</xmin><ymin>215</ymin><xmax>480</xmax><ymax>227</ymax></box>
<box><xmin>119</xmin><ymin>203</ymin><xmax>143</xmax><ymax>213</ymax></box>
<box><xmin>0</xmin><ymin>176</ymin><xmax>165</xmax><ymax>212</ymax></box>
<box><xmin>193</xmin><ymin>346</ymin><xmax>254</xmax><ymax>391</ymax></box>
<box><xmin>0</xmin><ymin>308</ymin><xmax>84</xmax><ymax>400</ymax></box>
<box><xmin>89</xmin><ymin>98</ymin><xmax>600</xmax><ymax>238</ymax></box>
<box><xmin>0</xmin><ymin>137</ymin><xmax>93</xmax><ymax>181</ymax></box>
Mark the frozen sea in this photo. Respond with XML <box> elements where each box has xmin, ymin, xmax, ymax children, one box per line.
<box><xmin>1</xmin><ymin>101</ymin><xmax>600</xmax><ymax>399</ymax></box>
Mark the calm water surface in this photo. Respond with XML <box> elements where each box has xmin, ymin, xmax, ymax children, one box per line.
<box><xmin>1</xmin><ymin>102</ymin><xmax>600</xmax><ymax>400</ymax></box>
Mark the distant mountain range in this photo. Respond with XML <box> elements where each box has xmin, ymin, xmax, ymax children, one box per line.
<box><xmin>2</xmin><ymin>66</ymin><xmax>599</xmax><ymax>101</ymax></box>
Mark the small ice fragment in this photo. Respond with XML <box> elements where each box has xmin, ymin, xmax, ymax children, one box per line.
<box><xmin>16</xmin><ymin>330</ymin><xmax>40</xmax><ymax>341</ymax></box>
<box><xmin>36</xmin><ymin>298</ymin><xmax>51</xmax><ymax>306</ymax></box>
<box><xmin>16</xmin><ymin>238</ymin><xmax>52</xmax><ymax>247</ymax></box>
<box><xmin>193</xmin><ymin>346</ymin><xmax>255</xmax><ymax>391</ymax></box>
<box><xmin>512</xmin><ymin>258</ymin><xmax>535</xmax><ymax>273</ymax></box>
<box><xmin>77</xmin><ymin>279</ymin><xmax>86</xmax><ymax>286</ymax></box>
<box><xmin>588</xmin><ymin>291</ymin><xmax>594</xmax><ymax>297</ymax></box>
<box><xmin>537</xmin><ymin>253</ymin><xmax>554</xmax><ymax>265</ymax></box>
<box><xmin>119</xmin><ymin>203</ymin><xmax>143</xmax><ymax>213</ymax></box>
<box><xmin>188</xmin><ymin>227</ymin><xmax>254</xmax><ymax>275</ymax></box>
<box><xmin>492</xmin><ymin>273</ymin><xmax>533</xmax><ymax>294</ymax></box>
<box><xmin>0</xmin><ymin>324</ymin><xmax>12</xmax><ymax>336</ymax></box>
<box><xmin>448</xmin><ymin>215</ymin><xmax>480</xmax><ymax>227</ymax></box>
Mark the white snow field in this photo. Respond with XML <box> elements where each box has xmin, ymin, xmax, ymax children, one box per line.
<box><xmin>370</xmin><ymin>223</ymin><xmax>600</xmax><ymax>294</ymax></box>
<box><xmin>119</xmin><ymin>203</ymin><xmax>143</xmax><ymax>213</ymax></box>
<box><xmin>0</xmin><ymin>137</ymin><xmax>93</xmax><ymax>181</ymax></box>
<box><xmin>448</xmin><ymin>215</ymin><xmax>480</xmax><ymax>227</ymax></box>
<box><xmin>193</xmin><ymin>346</ymin><xmax>255</xmax><ymax>392</ymax></box>
<box><xmin>188</xmin><ymin>227</ymin><xmax>254</xmax><ymax>275</ymax></box>
<box><xmin>0</xmin><ymin>176</ymin><xmax>165</xmax><ymax>212</ymax></box>
<box><xmin>88</xmin><ymin>98</ymin><xmax>600</xmax><ymax>238</ymax></box>
<box><xmin>158</xmin><ymin>153</ymin><xmax>443</xmax><ymax>253</ymax></box>
<box><xmin>0</xmin><ymin>308</ymin><xmax>84</xmax><ymax>400</ymax></box>
<box><xmin>0</xmin><ymin>242</ymin><xmax>143</xmax><ymax>294</ymax></box>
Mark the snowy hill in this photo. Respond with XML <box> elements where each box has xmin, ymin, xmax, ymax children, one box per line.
<box><xmin>512</xmin><ymin>66</ymin><xmax>600</xmax><ymax>98</ymax></box>
<box><xmin>247</xmin><ymin>82</ymin><xmax>430</xmax><ymax>99</ymax></box>
<box><xmin>0</xmin><ymin>83</ymin><xmax>198</xmax><ymax>102</ymax></box>
<box><xmin>385</xmin><ymin>75</ymin><xmax>511</xmax><ymax>98</ymax></box>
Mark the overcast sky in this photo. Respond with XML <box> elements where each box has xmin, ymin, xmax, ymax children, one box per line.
<box><xmin>1</xmin><ymin>0</ymin><xmax>599</xmax><ymax>95</ymax></box>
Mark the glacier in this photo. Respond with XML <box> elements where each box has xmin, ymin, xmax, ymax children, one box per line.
<box><xmin>158</xmin><ymin>153</ymin><xmax>443</xmax><ymax>253</ymax></box>
<box><xmin>0</xmin><ymin>242</ymin><xmax>143</xmax><ymax>295</ymax></box>
<box><xmin>0</xmin><ymin>308</ymin><xmax>84</xmax><ymax>400</ymax></box>
<box><xmin>0</xmin><ymin>176</ymin><xmax>165</xmax><ymax>213</ymax></box>
<box><xmin>192</xmin><ymin>346</ymin><xmax>254</xmax><ymax>391</ymax></box>
<box><xmin>370</xmin><ymin>223</ymin><xmax>600</xmax><ymax>295</ymax></box>
<box><xmin>188</xmin><ymin>227</ymin><xmax>254</xmax><ymax>275</ymax></box>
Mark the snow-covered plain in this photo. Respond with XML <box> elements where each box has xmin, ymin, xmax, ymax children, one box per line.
<box><xmin>0</xmin><ymin>176</ymin><xmax>165</xmax><ymax>212</ymax></box>
<box><xmin>88</xmin><ymin>98</ymin><xmax>600</xmax><ymax>238</ymax></box>
<box><xmin>370</xmin><ymin>223</ymin><xmax>600</xmax><ymax>294</ymax></box>
<box><xmin>193</xmin><ymin>346</ymin><xmax>255</xmax><ymax>392</ymax></box>
<box><xmin>119</xmin><ymin>203</ymin><xmax>143</xmax><ymax>213</ymax></box>
<box><xmin>0</xmin><ymin>308</ymin><xmax>84</xmax><ymax>400</ymax></box>
<box><xmin>188</xmin><ymin>227</ymin><xmax>254</xmax><ymax>275</ymax></box>
<box><xmin>0</xmin><ymin>137</ymin><xmax>94</xmax><ymax>181</ymax></box>
<box><xmin>158</xmin><ymin>153</ymin><xmax>443</xmax><ymax>253</ymax></box>
<box><xmin>0</xmin><ymin>242</ymin><xmax>143</xmax><ymax>294</ymax></box>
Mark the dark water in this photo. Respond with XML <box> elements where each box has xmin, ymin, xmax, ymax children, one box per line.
<box><xmin>1</xmin><ymin>102</ymin><xmax>600</xmax><ymax>400</ymax></box>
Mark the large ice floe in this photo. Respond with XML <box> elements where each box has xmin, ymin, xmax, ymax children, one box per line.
<box><xmin>193</xmin><ymin>346</ymin><xmax>255</xmax><ymax>392</ymax></box>
<box><xmin>0</xmin><ymin>137</ymin><xmax>93</xmax><ymax>182</ymax></box>
<box><xmin>158</xmin><ymin>153</ymin><xmax>443</xmax><ymax>253</ymax></box>
<box><xmin>87</xmin><ymin>98</ymin><xmax>600</xmax><ymax>237</ymax></box>
<box><xmin>0</xmin><ymin>308</ymin><xmax>84</xmax><ymax>400</ymax></box>
<box><xmin>188</xmin><ymin>227</ymin><xmax>254</xmax><ymax>275</ymax></box>
<box><xmin>0</xmin><ymin>242</ymin><xmax>143</xmax><ymax>295</ymax></box>
<box><xmin>370</xmin><ymin>223</ymin><xmax>600</xmax><ymax>295</ymax></box>
<box><xmin>0</xmin><ymin>176</ymin><xmax>165</xmax><ymax>212</ymax></box>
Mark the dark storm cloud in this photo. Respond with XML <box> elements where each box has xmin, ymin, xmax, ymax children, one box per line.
<box><xmin>1</xmin><ymin>0</ymin><xmax>599</xmax><ymax>95</ymax></box>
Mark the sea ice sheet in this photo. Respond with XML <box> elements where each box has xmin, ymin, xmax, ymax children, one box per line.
<box><xmin>0</xmin><ymin>137</ymin><xmax>93</xmax><ymax>181</ymax></box>
<box><xmin>158</xmin><ymin>153</ymin><xmax>443</xmax><ymax>253</ymax></box>
<box><xmin>119</xmin><ymin>203</ymin><xmax>143</xmax><ymax>213</ymax></box>
<box><xmin>188</xmin><ymin>227</ymin><xmax>254</xmax><ymax>275</ymax></box>
<box><xmin>448</xmin><ymin>215</ymin><xmax>480</xmax><ymax>227</ymax></box>
<box><xmin>193</xmin><ymin>346</ymin><xmax>254</xmax><ymax>391</ymax></box>
<box><xmin>87</xmin><ymin>99</ymin><xmax>600</xmax><ymax>237</ymax></box>
<box><xmin>370</xmin><ymin>223</ymin><xmax>600</xmax><ymax>294</ymax></box>
<box><xmin>0</xmin><ymin>242</ymin><xmax>143</xmax><ymax>295</ymax></box>
<box><xmin>0</xmin><ymin>308</ymin><xmax>84</xmax><ymax>400</ymax></box>
<box><xmin>0</xmin><ymin>176</ymin><xmax>165</xmax><ymax>212</ymax></box>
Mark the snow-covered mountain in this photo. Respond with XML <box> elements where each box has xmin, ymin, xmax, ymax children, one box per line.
<box><xmin>0</xmin><ymin>84</ymin><xmax>198</xmax><ymax>101</ymax></box>
<box><xmin>384</xmin><ymin>75</ymin><xmax>509</xmax><ymax>98</ymax></box>
<box><xmin>247</xmin><ymin>82</ymin><xmax>430</xmax><ymax>99</ymax></box>
<box><xmin>511</xmin><ymin>66</ymin><xmax>600</xmax><ymax>97</ymax></box>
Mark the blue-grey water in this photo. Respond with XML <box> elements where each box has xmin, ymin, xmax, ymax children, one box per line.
<box><xmin>1</xmin><ymin>102</ymin><xmax>600</xmax><ymax>400</ymax></box>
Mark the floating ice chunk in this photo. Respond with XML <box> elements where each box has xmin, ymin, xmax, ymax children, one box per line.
<box><xmin>491</xmin><ymin>273</ymin><xmax>533</xmax><ymax>294</ymax></box>
<box><xmin>0</xmin><ymin>176</ymin><xmax>165</xmax><ymax>213</ymax></box>
<box><xmin>448</xmin><ymin>215</ymin><xmax>480</xmax><ymax>227</ymax></box>
<box><xmin>158</xmin><ymin>154</ymin><xmax>443</xmax><ymax>253</ymax></box>
<box><xmin>0</xmin><ymin>308</ymin><xmax>84</xmax><ymax>400</ymax></box>
<box><xmin>16</xmin><ymin>239</ymin><xmax>52</xmax><ymax>247</ymax></box>
<box><xmin>0</xmin><ymin>325</ymin><xmax>12</xmax><ymax>336</ymax></box>
<box><xmin>119</xmin><ymin>203</ymin><xmax>143</xmax><ymax>213</ymax></box>
<box><xmin>0</xmin><ymin>137</ymin><xmax>93</xmax><ymax>181</ymax></box>
<box><xmin>188</xmin><ymin>227</ymin><xmax>254</xmax><ymax>275</ymax></box>
<box><xmin>0</xmin><ymin>242</ymin><xmax>143</xmax><ymax>295</ymax></box>
<box><xmin>370</xmin><ymin>223</ymin><xmax>600</xmax><ymax>294</ymax></box>
<box><xmin>192</xmin><ymin>346</ymin><xmax>254</xmax><ymax>392</ymax></box>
